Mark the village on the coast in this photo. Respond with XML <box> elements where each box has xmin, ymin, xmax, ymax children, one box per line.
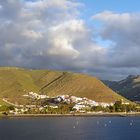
<box><xmin>1</xmin><ymin>91</ymin><xmax>138</xmax><ymax>116</ymax></box>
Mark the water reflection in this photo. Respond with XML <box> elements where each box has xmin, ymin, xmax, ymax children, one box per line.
<box><xmin>0</xmin><ymin>117</ymin><xmax>140</xmax><ymax>140</ymax></box>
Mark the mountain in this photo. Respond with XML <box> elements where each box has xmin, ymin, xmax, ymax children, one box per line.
<box><xmin>103</xmin><ymin>75</ymin><xmax>140</xmax><ymax>101</ymax></box>
<box><xmin>0</xmin><ymin>67</ymin><xmax>128</xmax><ymax>105</ymax></box>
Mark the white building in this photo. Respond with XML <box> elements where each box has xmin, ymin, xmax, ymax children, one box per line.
<box><xmin>23</xmin><ymin>92</ymin><xmax>48</xmax><ymax>100</ymax></box>
<box><xmin>73</xmin><ymin>104</ymin><xmax>86</xmax><ymax>111</ymax></box>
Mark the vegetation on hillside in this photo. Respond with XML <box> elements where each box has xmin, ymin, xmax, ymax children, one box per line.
<box><xmin>0</xmin><ymin>67</ymin><xmax>128</xmax><ymax>105</ymax></box>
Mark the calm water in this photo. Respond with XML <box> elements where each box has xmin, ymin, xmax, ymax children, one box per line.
<box><xmin>0</xmin><ymin>116</ymin><xmax>140</xmax><ymax>140</ymax></box>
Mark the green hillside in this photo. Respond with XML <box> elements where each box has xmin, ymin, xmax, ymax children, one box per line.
<box><xmin>0</xmin><ymin>67</ymin><xmax>128</xmax><ymax>104</ymax></box>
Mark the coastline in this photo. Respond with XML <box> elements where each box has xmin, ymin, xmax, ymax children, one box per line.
<box><xmin>1</xmin><ymin>112</ymin><xmax>140</xmax><ymax>118</ymax></box>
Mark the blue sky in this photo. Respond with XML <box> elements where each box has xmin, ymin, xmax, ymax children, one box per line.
<box><xmin>77</xmin><ymin>0</ymin><xmax>140</xmax><ymax>48</ymax></box>
<box><xmin>78</xmin><ymin>0</ymin><xmax>140</xmax><ymax>27</ymax></box>
<box><xmin>79</xmin><ymin>0</ymin><xmax>140</xmax><ymax>13</ymax></box>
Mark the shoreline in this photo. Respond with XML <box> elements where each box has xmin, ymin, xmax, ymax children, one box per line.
<box><xmin>1</xmin><ymin>112</ymin><xmax>140</xmax><ymax>118</ymax></box>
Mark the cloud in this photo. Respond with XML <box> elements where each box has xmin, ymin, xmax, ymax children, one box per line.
<box><xmin>0</xmin><ymin>0</ymin><xmax>105</xmax><ymax>77</ymax></box>
<box><xmin>1</xmin><ymin>1</ymin><xmax>140</xmax><ymax>80</ymax></box>
<box><xmin>92</xmin><ymin>11</ymin><xmax>140</xmax><ymax>79</ymax></box>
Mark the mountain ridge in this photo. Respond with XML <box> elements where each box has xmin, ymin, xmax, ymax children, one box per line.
<box><xmin>0</xmin><ymin>67</ymin><xmax>128</xmax><ymax>105</ymax></box>
<box><xmin>103</xmin><ymin>75</ymin><xmax>140</xmax><ymax>101</ymax></box>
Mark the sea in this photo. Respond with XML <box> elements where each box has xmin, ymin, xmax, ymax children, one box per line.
<box><xmin>0</xmin><ymin>116</ymin><xmax>140</xmax><ymax>140</ymax></box>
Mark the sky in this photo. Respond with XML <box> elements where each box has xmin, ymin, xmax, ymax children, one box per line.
<box><xmin>0</xmin><ymin>0</ymin><xmax>140</xmax><ymax>81</ymax></box>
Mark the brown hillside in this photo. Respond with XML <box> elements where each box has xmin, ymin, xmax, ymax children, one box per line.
<box><xmin>0</xmin><ymin>67</ymin><xmax>128</xmax><ymax>104</ymax></box>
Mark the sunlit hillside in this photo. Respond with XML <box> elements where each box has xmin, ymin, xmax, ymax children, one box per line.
<box><xmin>0</xmin><ymin>67</ymin><xmax>128</xmax><ymax>104</ymax></box>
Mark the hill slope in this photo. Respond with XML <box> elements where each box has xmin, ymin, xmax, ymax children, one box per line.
<box><xmin>103</xmin><ymin>75</ymin><xmax>140</xmax><ymax>101</ymax></box>
<box><xmin>0</xmin><ymin>67</ymin><xmax>127</xmax><ymax>104</ymax></box>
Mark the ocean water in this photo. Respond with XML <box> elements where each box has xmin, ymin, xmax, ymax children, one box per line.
<box><xmin>0</xmin><ymin>116</ymin><xmax>140</xmax><ymax>140</ymax></box>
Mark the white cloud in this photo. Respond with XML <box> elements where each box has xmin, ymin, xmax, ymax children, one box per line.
<box><xmin>93</xmin><ymin>11</ymin><xmax>132</xmax><ymax>23</ymax></box>
<box><xmin>0</xmin><ymin>0</ymin><xmax>104</xmax><ymax>75</ymax></box>
<box><xmin>92</xmin><ymin>11</ymin><xmax>140</xmax><ymax>79</ymax></box>
<box><xmin>2</xmin><ymin>1</ymin><xmax>140</xmax><ymax>80</ymax></box>
<box><xmin>22</xmin><ymin>30</ymin><xmax>43</xmax><ymax>40</ymax></box>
